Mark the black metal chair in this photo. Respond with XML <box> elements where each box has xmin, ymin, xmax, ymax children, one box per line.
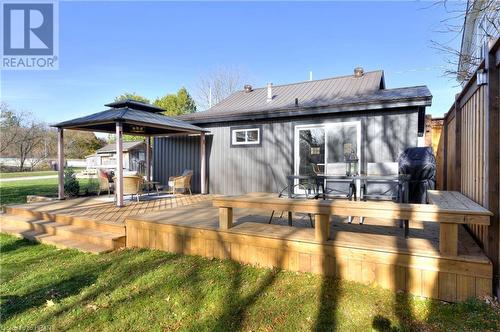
<box><xmin>320</xmin><ymin>178</ymin><xmax>357</xmax><ymax>224</ymax></box>
<box><xmin>322</xmin><ymin>179</ymin><xmax>356</xmax><ymax>200</ymax></box>
<box><xmin>310</xmin><ymin>163</ymin><xmax>356</xmax><ymax>201</ymax></box>
<box><xmin>359</xmin><ymin>180</ymin><xmax>401</xmax><ymax>225</ymax></box>
<box><xmin>268</xmin><ymin>182</ymin><xmax>316</xmax><ymax>227</ymax></box>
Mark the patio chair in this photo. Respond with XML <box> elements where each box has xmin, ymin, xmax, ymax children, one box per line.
<box><xmin>360</xmin><ymin>163</ymin><xmax>400</xmax><ymax>201</ymax></box>
<box><xmin>97</xmin><ymin>170</ymin><xmax>114</xmax><ymax>196</ymax></box>
<box><xmin>113</xmin><ymin>175</ymin><xmax>144</xmax><ymax>202</ymax></box>
<box><xmin>317</xmin><ymin>165</ymin><xmax>357</xmax><ymax>224</ymax></box>
<box><xmin>358</xmin><ymin>162</ymin><xmax>401</xmax><ymax>225</ymax></box>
<box><xmin>168</xmin><ymin>170</ymin><xmax>193</xmax><ymax>195</ymax></box>
<box><xmin>321</xmin><ymin>164</ymin><xmax>356</xmax><ymax>200</ymax></box>
<box><xmin>269</xmin><ymin>182</ymin><xmax>316</xmax><ymax>227</ymax></box>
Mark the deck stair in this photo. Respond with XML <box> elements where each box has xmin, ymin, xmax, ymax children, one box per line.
<box><xmin>0</xmin><ymin>207</ymin><xmax>126</xmax><ymax>254</ymax></box>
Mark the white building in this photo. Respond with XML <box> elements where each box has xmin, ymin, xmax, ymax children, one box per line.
<box><xmin>86</xmin><ymin>141</ymin><xmax>148</xmax><ymax>173</ymax></box>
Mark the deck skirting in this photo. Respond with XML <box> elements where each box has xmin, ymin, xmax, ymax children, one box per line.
<box><xmin>126</xmin><ymin>219</ymin><xmax>492</xmax><ymax>302</ymax></box>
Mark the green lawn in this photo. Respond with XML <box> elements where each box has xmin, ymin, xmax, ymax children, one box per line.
<box><xmin>0</xmin><ymin>168</ymin><xmax>86</xmax><ymax>179</ymax></box>
<box><xmin>1</xmin><ymin>234</ymin><xmax>498</xmax><ymax>331</ymax></box>
<box><xmin>0</xmin><ymin>171</ymin><xmax>57</xmax><ymax>179</ymax></box>
<box><xmin>0</xmin><ymin>178</ymin><xmax>93</xmax><ymax>206</ymax></box>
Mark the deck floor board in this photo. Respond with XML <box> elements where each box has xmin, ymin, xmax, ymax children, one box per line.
<box><xmin>7</xmin><ymin>194</ymin><xmax>212</xmax><ymax>225</ymax></box>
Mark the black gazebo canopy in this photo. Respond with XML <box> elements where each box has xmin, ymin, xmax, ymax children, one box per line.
<box><xmin>52</xmin><ymin>100</ymin><xmax>209</xmax><ymax>207</ymax></box>
<box><xmin>53</xmin><ymin>99</ymin><xmax>207</xmax><ymax>135</ymax></box>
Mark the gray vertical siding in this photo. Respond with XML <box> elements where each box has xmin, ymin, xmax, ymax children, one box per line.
<box><xmin>153</xmin><ymin>135</ymin><xmax>211</xmax><ymax>193</ymax></box>
<box><xmin>154</xmin><ymin>108</ymin><xmax>418</xmax><ymax>195</ymax></box>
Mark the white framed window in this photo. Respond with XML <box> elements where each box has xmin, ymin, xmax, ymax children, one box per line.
<box><xmin>231</xmin><ymin>127</ymin><xmax>261</xmax><ymax>146</ymax></box>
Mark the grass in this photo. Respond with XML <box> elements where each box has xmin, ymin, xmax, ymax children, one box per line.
<box><xmin>0</xmin><ymin>171</ymin><xmax>58</xmax><ymax>179</ymax></box>
<box><xmin>0</xmin><ymin>168</ymin><xmax>86</xmax><ymax>179</ymax></box>
<box><xmin>0</xmin><ymin>178</ymin><xmax>94</xmax><ymax>206</ymax></box>
<box><xmin>1</xmin><ymin>234</ymin><xmax>499</xmax><ymax>331</ymax></box>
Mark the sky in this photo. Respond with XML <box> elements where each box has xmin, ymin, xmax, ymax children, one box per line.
<box><xmin>0</xmin><ymin>0</ymin><xmax>465</xmax><ymax>124</ymax></box>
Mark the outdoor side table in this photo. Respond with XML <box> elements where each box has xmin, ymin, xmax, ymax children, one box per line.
<box><xmin>144</xmin><ymin>181</ymin><xmax>160</xmax><ymax>196</ymax></box>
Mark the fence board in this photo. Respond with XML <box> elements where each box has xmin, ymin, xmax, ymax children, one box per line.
<box><xmin>439</xmin><ymin>39</ymin><xmax>499</xmax><ymax>296</ymax></box>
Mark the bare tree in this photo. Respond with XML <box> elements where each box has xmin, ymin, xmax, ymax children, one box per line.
<box><xmin>0</xmin><ymin>102</ymin><xmax>22</xmax><ymax>155</ymax></box>
<box><xmin>0</xmin><ymin>105</ymin><xmax>49</xmax><ymax>171</ymax></box>
<box><xmin>430</xmin><ymin>0</ymin><xmax>499</xmax><ymax>83</ymax></box>
<box><xmin>16</xmin><ymin>118</ymin><xmax>46</xmax><ymax>171</ymax></box>
<box><xmin>196</xmin><ymin>66</ymin><xmax>249</xmax><ymax>110</ymax></box>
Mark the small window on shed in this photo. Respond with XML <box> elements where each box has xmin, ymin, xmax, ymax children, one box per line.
<box><xmin>231</xmin><ymin>127</ymin><xmax>261</xmax><ymax>146</ymax></box>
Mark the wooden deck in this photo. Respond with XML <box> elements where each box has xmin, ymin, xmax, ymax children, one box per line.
<box><xmin>126</xmin><ymin>199</ymin><xmax>493</xmax><ymax>302</ymax></box>
<box><xmin>127</xmin><ymin>201</ymin><xmax>488</xmax><ymax>260</ymax></box>
<box><xmin>0</xmin><ymin>194</ymin><xmax>213</xmax><ymax>253</ymax></box>
<box><xmin>1</xmin><ymin>192</ymin><xmax>493</xmax><ymax>301</ymax></box>
<box><xmin>4</xmin><ymin>194</ymin><xmax>212</xmax><ymax>224</ymax></box>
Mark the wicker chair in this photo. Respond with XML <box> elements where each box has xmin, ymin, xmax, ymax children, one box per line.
<box><xmin>168</xmin><ymin>170</ymin><xmax>193</xmax><ymax>195</ymax></box>
<box><xmin>113</xmin><ymin>175</ymin><xmax>144</xmax><ymax>202</ymax></box>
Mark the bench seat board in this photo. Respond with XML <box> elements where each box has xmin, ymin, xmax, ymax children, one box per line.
<box><xmin>427</xmin><ymin>190</ymin><xmax>491</xmax><ymax>214</ymax></box>
<box><xmin>213</xmin><ymin>192</ymin><xmax>492</xmax><ymax>225</ymax></box>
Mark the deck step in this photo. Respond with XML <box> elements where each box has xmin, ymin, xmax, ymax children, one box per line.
<box><xmin>0</xmin><ymin>222</ymin><xmax>45</xmax><ymax>239</ymax></box>
<box><xmin>4</xmin><ymin>205</ymin><xmax>125</xmax><ymax>234</ymax></box>
<box><xmin>0</xmin><ymin>214</ymin><xmax>41</xmax><ymax>230</ymax></box>
<box><xmin>0</xmin><ymin>214</ymin><xmax>124</xmax><ymax>253</ymax></box>
<box><xmin>0</xmin><ymin>225</ymin><xmax>114</xmax><ymax>254</ymax></box>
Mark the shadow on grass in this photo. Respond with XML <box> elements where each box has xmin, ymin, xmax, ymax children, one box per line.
<box><xmin>1</xmin><ymin>272</ymin><xmax>98</xmax><ymax>321</ymax></box>
<box><xmin>372</xmin><ymin>314</ymin><xmax>399</xmax><ymax>332</ymax></box>
<box><xmin>187</xmin><ymin>228</ymin><xmax>289</xmax><ymax>331</ymax></box>
<box><xmin>0</xmin><ymin>237</ymin><xmax>39</xmax><ymax>254</ymax></box>
<box><xmin>314</xmin><ymin>275</ymin><xmax>340</xmax><ymax>331</ymax></box>
<box><xmin>211</xmin><ymin>264</ymin><xmax>281</xmax><ymax>331</ymax></box>
<box><xmin>34</xmin><ymin>249</ymin><xmax>184</xmax><ymax>328</ymax></box>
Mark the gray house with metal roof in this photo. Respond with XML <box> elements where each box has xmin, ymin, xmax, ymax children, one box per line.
<box><xmin>154</xmin><ymin>68</ymin><xmax>432</xmax><ymax>195</ymax></box>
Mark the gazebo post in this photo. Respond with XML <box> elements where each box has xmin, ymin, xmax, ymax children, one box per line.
<box><xmin>116</xmin><ymin>122</ymin><xmax>124</xmax><ymax>207</ymax></box>
<box><xmin>200</xmin><ymin>132</ymin><xmax>207</xmax><ymax>194</ymax></box>
<box><xmin>57</xmin><ymin>128</ymin><xmax>64</xmax><ymax>200</ymax></box>
<box><xmin>146</xmin><ymin>136</ymin><xmax>151</xmax><ymax>182</ymax></box>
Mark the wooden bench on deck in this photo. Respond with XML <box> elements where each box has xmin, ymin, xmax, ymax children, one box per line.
<box><xmin>213</xmin><ymin>190</ymin><xmax>492</xmax><ymax>257</ymax></box>
<box><xmin>426</xmin><ymin>190</ymin><xmax>492</xmax><ymax>256</ymax></box>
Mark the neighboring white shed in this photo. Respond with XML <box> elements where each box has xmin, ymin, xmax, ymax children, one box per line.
<box><xmin>86</xmin><ymin>141</ymin><xmax>148</xmax><ymax>173</ymax></box>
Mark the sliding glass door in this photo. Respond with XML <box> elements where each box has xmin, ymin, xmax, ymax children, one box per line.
<box><xmin>325</xmin><ymin>122</ymin><xmax>361</xmax><ymax>175</ymax></box>
<box><xmin>294</xmin><ymin>122</ymin><xmax>361</xmax><ymax>190</ymax></box>
<box><xmin>295</xmin><ymin>126</ymin><xmax>325</xmax><ymax>177</ymax></box>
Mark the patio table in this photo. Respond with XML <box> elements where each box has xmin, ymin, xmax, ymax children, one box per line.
<box><xmin>286</xmin><ymin>174</ymin><xmax>411</xmax><ymax>236</ymax></box>
<box><xmin>144</xmin><ymin>180</ymin><xmax>161</xmax><ymax>196</ymax></box>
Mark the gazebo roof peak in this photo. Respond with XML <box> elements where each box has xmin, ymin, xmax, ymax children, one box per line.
<box><xmin>52</xmin><ymin>101</ymin><xmax>208</xmax><ymax>135</ymax></box>
<box><xmin>105</xmin><ymin>99</ymin><xmax>166</xmax><ymax>113</ymax></box>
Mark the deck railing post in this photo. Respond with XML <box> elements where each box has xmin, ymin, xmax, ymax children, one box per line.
<box><xmin>57</xmin><ymin>128</ymin><xmax>64</xmax><ymax>200</ymax></box>
<box><xmin>439</xmin><ymin>222</ymin><xmax>458</xmax><ymax>256</ymax></box>
<box><xmin>314</xmin><ymin>213</ymin><xmax>330</xmax><ymax>242</ymax></box>
<box><xmin>116</xmin><ymin>122</ymin><xmax>124</xmax><ymax>207</ymax></box>
<box><xmin>219</xmin><ymin>207</ymin><xmax>233</xmax><ymax>230</ymax></box>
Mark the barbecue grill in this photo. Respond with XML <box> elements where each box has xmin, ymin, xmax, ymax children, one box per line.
<box><xmin>398</xmin><ymin>147</ymin><xmax>436</xmax><ymax>204</ymax></box>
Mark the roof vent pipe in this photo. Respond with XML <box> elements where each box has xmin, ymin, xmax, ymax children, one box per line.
<box><xmin>295</xmin><ymin>98</ymin><xmax>299</xmax><ymax>107</ymax></box>
<box><xmin>267</xmin><ymin>83</ymin><xmax>273</xmax><ymax>102</ymax></box>
<box><xmin>354</xmin><ymin>67</ymin><xmax>364</xmax><ymax>77</ymax></box>
<box><xmin>244</xmin><ymin>84</ymin><xmax>253</xmax><ymax>93</ymax></box>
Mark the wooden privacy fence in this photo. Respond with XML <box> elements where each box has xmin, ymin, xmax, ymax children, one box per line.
<box><xmin>437</xmin><ymin>38</ymin><xmax>499</xmax><ymax>294</ymax></box>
